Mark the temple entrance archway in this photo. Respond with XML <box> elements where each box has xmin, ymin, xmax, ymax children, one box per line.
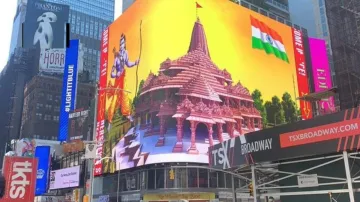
<box><xmin>195</xmin><ymin>122</ymin><xmax>208</xmax><ymax>141</ymax></box>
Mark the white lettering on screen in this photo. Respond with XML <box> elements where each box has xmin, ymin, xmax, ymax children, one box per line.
<box><xmin>9</xmin><ymin>161</ymin><xmax>32</xmax><ymax>199</ymax></box>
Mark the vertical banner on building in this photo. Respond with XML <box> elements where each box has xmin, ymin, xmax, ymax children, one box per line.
<box><xmin>292</xmin><ymin>28</ymin><xmax>312</xmax><ymax>120</ymax></box>
<box><xmin>309</xmin><ymin>38</ymin><xmax>335</xmax><ymax>112</ymax></box>
<box><xmin>58</xmin><ymin>39</ymin><xmax>80</xmax><ymax>141</ymax></box>
<box><xmin>35</xmin><ymin>146</ymin><xmax>51</xmax><ymax>196</ymax></box>
<box><xmin>2</xmin><ymin>156</ymin><xmax>38</xmax><ymax>202</ymax></box>
<box><xmin>94</xmin><ymin>28</ymin><xmax>109</xmax><ymax>176</ymax></box>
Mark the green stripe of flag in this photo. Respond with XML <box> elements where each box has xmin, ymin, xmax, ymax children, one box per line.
<box><xmin>252</xmin><ymin>36</ymin><xmax>289</xmax><ymax>63</ymax></box>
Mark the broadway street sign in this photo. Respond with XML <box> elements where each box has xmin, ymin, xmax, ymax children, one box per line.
<box><xmin>209</xmin><ymin>107</ymin><xmax>360</xmax><ymax>169</ymax></box>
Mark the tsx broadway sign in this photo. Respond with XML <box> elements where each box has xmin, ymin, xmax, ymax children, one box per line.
<box><xmin>209</xmin><ymin>107</ymin><xmax>360</xmax><ymax>169</ymax></box>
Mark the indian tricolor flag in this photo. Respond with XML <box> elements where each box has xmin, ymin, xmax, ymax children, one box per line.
<box><xmin>250</xmin><ymin>16</ymin><xmax>289</xmax><ymax>63</ymax></box>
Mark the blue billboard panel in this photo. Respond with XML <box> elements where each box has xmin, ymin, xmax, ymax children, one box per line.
<box><xmin>58</xmin><ymin>39</ymin><xmax>79</xmax><ymax>141</ymax></box>
<box><xmin>35</xmin><ymin>146</ymin><xmax>51</xmax><ymax>196</ymax></box>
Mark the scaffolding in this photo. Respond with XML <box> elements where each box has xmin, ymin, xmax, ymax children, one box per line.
<box><xmin>325</xmin><ymin>0</ymin><xmax>360</xmax><ymax>110</ymax></box>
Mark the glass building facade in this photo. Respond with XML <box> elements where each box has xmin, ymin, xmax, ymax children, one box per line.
<box><xmin>43</xmin><ymin>0</ymin><xmax>114</xmax><ymax>22</ymax></box>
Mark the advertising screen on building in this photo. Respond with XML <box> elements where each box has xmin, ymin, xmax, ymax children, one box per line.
<box><xmin>39</xmin><ymin>48</ymin><xmax>66</xmax><ymax>74</ymax></box>
<box><xmin>209</xmin><ymin>107</ymin><xmax>360</xmax><ymax>169</ymax></box>
<box><xmin>23</xmin><ymin>0</ymin><xmax>69</xmax><ymax>74</ymax></box>
<box><xmin>35</xmin><ymin>146</ymin><xmax>51</xmax><ymax>196</ymax></box>
<box><xmin>58</xmin><ymin>40</ymin><xmax>80</xmax><ymax>141</ymax></box>
<box><xmin>68</xmin><ymin>109</ymin><xmax>91</xmax><ymax>141</ymax></box>
<box><xmin>308</xmin><ymin>37</ymin><xmax>335</xmax><ymax>113</ymax></box>
<box><xmin>49</xmin><ymin>166</ymin><xmax>80</xmax><ymax>190</ymax></box>
<box><xmin>96</xmin><ymin>0</ymin><xmax>312</xmax><ymax>174</ymax></box>
<box><xmin>2</xmin><ymin>156</ymin><xmax>38</xmax><ymax>202</ymax></box>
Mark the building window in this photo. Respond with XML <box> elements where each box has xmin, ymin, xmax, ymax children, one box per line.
<box><xmin>53</xmin><ymin>116</ymin><xmax>59</xmax><ymax>121</ymax></box>
<box><xmin>44</xmin><ymin>115</ymin><xmax>52</xmax><ymax>120</ymax></box>
<box><xmin>54</xmin><ymin>106</ymin><xmax>60</xmax><ymax>112</ymax></box>
<box><xmin>155</xmin><ymin>169</ymin><xmax>164</xmax><ymax>189</ymax></box>
<box><xmin>46</xmin><ymin>104</ymin><xmax>52</xmax><ymax>110</ymax></box>
<box><xmin>47</xmin><ymin>94</ymin><xmax>53</xmax><ymax>100</ymax></box>
<box><xmin>36</xmin><ymin>113</ymin><xmax>42</xmax><ymax>120</ymax></box>
<box><xmin>36</xmin><ymin>103</ymin><xmax>43</xmax><ymax>109</ymax></box>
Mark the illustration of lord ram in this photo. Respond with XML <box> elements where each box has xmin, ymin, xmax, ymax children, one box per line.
<box><xmin>106</xmin><ymin>33</ymin><xmax>139</xmax><ymax>130</ymax></box>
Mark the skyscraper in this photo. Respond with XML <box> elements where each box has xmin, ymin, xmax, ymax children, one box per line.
<box><xmin>325</xmin><ymin>0</ymin><xmax>360</xmax><ymax>110</ymax></box>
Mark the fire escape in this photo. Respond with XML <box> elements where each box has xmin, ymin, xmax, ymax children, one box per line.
<box><xmin>326</xmin><ymin>0</ymin><xmax>360</xmax><ymax>109</ymax></box>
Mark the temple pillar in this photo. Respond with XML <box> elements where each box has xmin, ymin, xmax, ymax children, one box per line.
<box><xmin>173</xmin><ymin>118</ymin><xmax>184</xmax><ymax>152</ymax></box>
<box><xmin>187</xmin><ymin>120</ymin><xmax>199</xmax><ymax>154</ymax></box>
<box><xmin>237</xmin><ymin>120</ymin><xmax>243</xmax><ymax>136</ymax></box>
<box><xmin>246</xmin><ymin>117</ymin><xmax>251</xmax><ymax>129</ymax></box>
<box><xmin>258</xmin><ymin>118</ymin><xmax>262</xmax><ymax>129</ymax></box>
<box><xmin>227</xmin><ymin>122</ymin><xmax>235</xmax><ymax>138</ymax></box>
<box><xmin>150</xmin><ymin>91</ymin><xmax>153</xmax><ymax>105</ymax></box>
<box><xmin>225</xmin><ymin>98</ymin><xmax>230</xmax><ymax>106</ymax></box>
<box><xmin>217</xmin><ymin>123</ymin><xmax>224</xmax><ymax>143</ymax></box>
<box><xmin>251</xmin><ymin>118</ymin><xmax>255</xmax><ymax>129</ymax></box>
<box><xmin>156</xmin><ymin>116</ymin><xmax>166</xmax><ymax>147</ymax></box>
<box><xmin>207</xmin><ymin>123</ymin><xmax>214</xmax><ymax>147</ymax></box>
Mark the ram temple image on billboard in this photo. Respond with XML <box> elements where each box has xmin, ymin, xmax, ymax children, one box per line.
<box><xmin>96</xmin><ymin>0</ymin><xmax>311</xmax><ymax>172</ymax></box>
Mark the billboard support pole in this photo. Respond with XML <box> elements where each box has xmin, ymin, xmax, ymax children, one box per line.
<box><xmin>89</xmin><ymin>83</ymin><xmax>98</xmax><ymax>202</ymax></box>
<box><xmin>343</xmin><ymin>151</ymin><xmax>355</xmax><ymax>202</ymax></box>
<box><xmin>251</xmin><ymin>165</ymin><xmax>260</xmax><ymax>202</ymax></box>
<box><xmin>231</xmin><ymin>175</ymin><xmax>236</xmax><ymax>202</ymax></box>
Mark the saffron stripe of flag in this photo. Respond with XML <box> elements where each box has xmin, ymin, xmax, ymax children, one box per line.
<box><xmin>250</xmin><ymin>16</ymin><xmax>289</xmax><ymax>63</ymax></box>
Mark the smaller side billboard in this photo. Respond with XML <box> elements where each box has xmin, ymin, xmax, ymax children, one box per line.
<box><xmin>68</xmin><ymin>109</ymin><xmax>90</xmax><ymax>141</ymax></box>
<box><xmin>49</xmin><ymin>166</ymin><xmax>80</xmax><ymax>190</ymax></box>
<box><xmin>309</xmin><ymin>37</ymin><xmax>335</xmax><ymax>113</ymax></box>
<box><xmin>2</xmin><ymin>156</ymin><xmax>38</xmax><ymax>202</ymax></box>
<box><xmin>35</xmin><ymin>146</ymin><xmax>51</xmax><ymax>196</ymax></box>
<box><xmin>39</xmin><ymin>48</ymin><xmax>66</xmax><ymax>74</ymax></box>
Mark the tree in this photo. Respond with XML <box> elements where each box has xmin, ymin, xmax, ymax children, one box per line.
<box><xmin>281</xmin><ymin>92</ymin><xmax>298</xmax><ymax>123</ymax></box>
<box><xmin>251</xmin><ymin>89</ymin><xmax>267</xmax><ymax>127</ymax></box>
<box><xmin>265</xmin><ymin>96</ymin><xmax>285</xmax><ymax>126</ymax></box>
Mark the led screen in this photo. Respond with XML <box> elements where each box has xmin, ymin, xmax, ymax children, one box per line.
<box><xmin>95</xmin><ymin>0</ymin><xmax>312</xmax><ymax>173</ymax></box>
<box><xmin>49</xmin><ymin>166</ymin><xmax>80</xmax><ymax>190</ymax></box>
<box><xmin>308</xmin><ymin>37</ymin><xmax>335</xmax><ymax>113</ymax></box>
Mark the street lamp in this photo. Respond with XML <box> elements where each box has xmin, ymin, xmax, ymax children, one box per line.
<box><xmin>89</xmin><ymin>84</ymin><xmax>131</xmax><ymax>202</ymax></box>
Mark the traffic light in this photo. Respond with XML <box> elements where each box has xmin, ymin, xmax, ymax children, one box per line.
<box><xmin>248</xmin><ymin>182</ymin><xmax>253</xmax><ymax>196</ymax></box>
<box><xmin>0</xmin><ymin>174</ymin><xmax>5</xmax><ymax>198</ymax></box>
<box><xmin>169</xmin><ymin>169</ymin><xmax>175</xmax><ymax>180</ymax></box>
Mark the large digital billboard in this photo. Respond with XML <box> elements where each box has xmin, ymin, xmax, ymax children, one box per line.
<box><xmin>23</xmin><ymin>0</ymin><xmax>69</xmax><ymax>74</ymax></box>
<box><xmin>58</xmin><ymin>40</ymin><xmax>80</xmax><ymax>142</ymax></box>
<box><xmin>309</xmin><ymin>37</ymin><xmax>335</xmax><ymax>113</ymax></box>
<box><xmin>96</xmin><ymin>0</ymin><xmax>312</xmax><ymax>173</ymax></box>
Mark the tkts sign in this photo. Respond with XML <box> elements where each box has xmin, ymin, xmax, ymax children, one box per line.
<box><xmin>209</xmin><ymin>107</ymin><xmax>360</xmax><ymax>169</ymax></box>
<box><xmin>2</xmin><ymin>156</ymin><xmax>38</xmax><ymax>202</ymax></box>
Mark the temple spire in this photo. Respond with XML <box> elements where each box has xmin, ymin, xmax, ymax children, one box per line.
<box><xmin>187</xmin><ymin>17</ymin><xmax>210</xmax><ymax>57</ymax></box>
